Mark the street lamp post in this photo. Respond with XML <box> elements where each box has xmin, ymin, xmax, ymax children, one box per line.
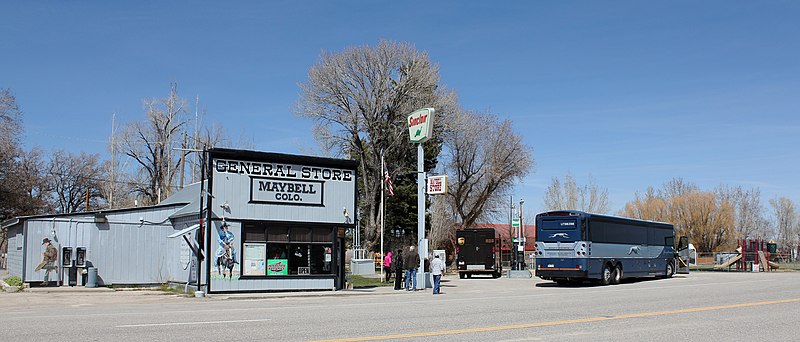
<box><xmin>509</xmin><ymin>196</ymin><xmax>515</xmax><ymax>270</ymax></box>
<box><xmin>518</xmin><ymin>199</ymin><xmax>525</xmax><ymax>270</ymax></box>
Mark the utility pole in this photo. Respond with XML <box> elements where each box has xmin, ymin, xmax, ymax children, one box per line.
<box><xmin>179</xmin><ymin>131</ymin><xmax>187</xmax><ymax>189</ymax></box>
<box><xmin>109</xmin><ymin>112</ymin><xmax>115</xmax><ymax>209</ymax></box>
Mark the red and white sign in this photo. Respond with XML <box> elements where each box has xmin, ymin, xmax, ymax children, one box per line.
<box><xmin>426</xmin><ymin>175</ymin><xmax>448</xmax><ymax>195</ymax></box>
<box><xmin>407</xmin><ymin>108</ymin><xmax>435</xmax><ymax>143</ymax></box>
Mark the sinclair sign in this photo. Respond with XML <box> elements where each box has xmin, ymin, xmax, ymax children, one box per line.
<box><xmin>407</xmin><ymin>108</ymin><xmax>435</xmax><ymax>143</ymax></box>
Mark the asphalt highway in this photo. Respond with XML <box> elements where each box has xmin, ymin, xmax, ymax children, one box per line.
<box><xmin>1</xmin><ymin>272</ymin><xmax>798</xmax><ymax>341</ymax></box>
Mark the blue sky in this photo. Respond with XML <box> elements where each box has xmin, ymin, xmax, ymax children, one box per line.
<box><xmin>2</xmin><ymin>1</ymin><xmax>798</xmax><ymax>215</ymax></box>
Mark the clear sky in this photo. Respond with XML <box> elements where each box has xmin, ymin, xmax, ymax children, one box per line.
<box><xmin>2</xmin><ymin>1</ymin><xmax>799</xmax><ymax>216</ymax></box>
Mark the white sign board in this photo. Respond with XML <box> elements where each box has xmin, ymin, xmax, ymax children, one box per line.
<box><xmin>426</xmin><ymin>175</ymin><xmax>448</xmax><ymax>195</ymax></box>
<box><xmin>407</xmin><ymin>108</ymin><xmax>435</xmax><ymax>143</ymax></box>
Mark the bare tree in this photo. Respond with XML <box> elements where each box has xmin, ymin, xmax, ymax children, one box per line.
<box><xmin>543</xmin><ymin>172</ymin><xmax>609</xmax><ymax>213</ymax></box>
<box><xmin>770</xmin><ymin>197</ymin><xmax>798</xmax><ymax>252</ymax></box>
<box><xmin>117</xmin><ymin>83</ymin><xmax>187</xmax><ymax>205</ymax></box>
<box><xmin>295</xmin><ymin>40</ymin><xmax>457</xmax><ymax>250</ymax></box>
<box><xmin>0</xmin><ymin>88</ymin><xmax>24</xmax><ymax>220</ymax></box>
<box><xmin>46</xmin><ymin>151</ymin><xmax>107</xmax><ymax>213</ymax></box>
<box><xmin>717</xmin><ymin>185</ymin><xmax>770</xmax><ymax>240</ymax></box>
<box><xmin>441</xmin><ymin>110</ymin><xmax>533</xmax><ymax>230</ymax></box>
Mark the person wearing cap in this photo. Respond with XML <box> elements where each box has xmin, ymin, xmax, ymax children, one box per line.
<box><xmin>36</xmin><ymin>238</ymin><xmax>58</xmax><ymax>286</ymax></box>
<box><xmin>430</xmin><ymin>253</ymin><xmax>444</xmax><ymax>294</ymax></box>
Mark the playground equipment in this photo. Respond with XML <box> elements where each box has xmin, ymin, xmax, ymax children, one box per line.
<box><xmin>714</xmin><ymin>239</ymin><xmax>779</xmax><ymax>271</ymax></box>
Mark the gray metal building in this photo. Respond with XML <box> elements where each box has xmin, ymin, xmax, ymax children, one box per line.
<box><xmin>2</xmin><ymin>148</ymin><xmax>358</xmax><ymax>292</ymax></box>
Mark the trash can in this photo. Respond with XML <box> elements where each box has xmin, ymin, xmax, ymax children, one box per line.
<box><xmin>86</xmin><ymin>267</ymin><xmax>98</xmax><ymax>288</ymax></box>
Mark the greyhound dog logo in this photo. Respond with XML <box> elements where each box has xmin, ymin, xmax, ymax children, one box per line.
<box><xmin>628</xmin><ymin>246</ymin><xmax>640</xmax><ymax>255</ymax></box>
<box><xmin>549</xmin><ymin>233</ymin><xmax>569</xmax><ymax>239</ymax></box>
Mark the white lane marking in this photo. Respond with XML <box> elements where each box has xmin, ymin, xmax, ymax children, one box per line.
<box><xmin>117</xmin><ymin>318</ymin><xmax>272</xmax><ymax>328</ymax></box>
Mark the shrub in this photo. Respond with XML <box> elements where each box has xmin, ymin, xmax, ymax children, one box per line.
<box><xmin>4</xmin><ymin>275</ymin><xmax>23</xmax><ymax>287</ymax></box>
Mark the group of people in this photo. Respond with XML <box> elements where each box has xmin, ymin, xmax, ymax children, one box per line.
<box><xmin>382</xmin><ymin>246</ymin><xmax>445</xmax><ymax>294</ymax></box>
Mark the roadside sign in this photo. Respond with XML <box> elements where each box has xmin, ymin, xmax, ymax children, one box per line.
<box><xmin>407</xmin><ymin>108</ymin><xmax>434</xmax><ymax>143</ymax></box>
<box><xmin>426</xmin><ymin>175</ymin><xmax>448</xmax><ymax>195</ymax></box>
<box><xmin>511</xmin><ymin>218</ymin><xmax>520</xmax><ymax>228</ymax></box>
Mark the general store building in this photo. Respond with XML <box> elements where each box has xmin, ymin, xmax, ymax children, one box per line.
<box><xmin>2</xmin><ymin>149</ymin><xmax>357</xmax><ymax>293</ymax></box>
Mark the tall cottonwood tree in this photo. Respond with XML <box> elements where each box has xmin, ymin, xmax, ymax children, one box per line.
<box><xmin>0</xmin><ymin>88</ymin><xmax>25</xmax><ymax>219</ymax></box>
<box><xmin>717</xmin><ymin>185</ymin><xmax>770</xmax><ymax>240</ymax></box>
<box><xmin>296</xmin><ymin>40</ymin><xmax>457</xmax><ymax>251</ymax></box>
<box><xmin>440</xmin><ymin>110</ymin><xmax>533</xmax><ymax>231</ymax></box>
<box><xmin>543</xmin><ymin>172</ymin><xmax>609</xmax><ymax>213</ymax></box>
<box><xmin>117</xmin><ymin>83</ymin><xmax>188</xmax><ymax>205</ymax></box>
<box><xmin>770</xmin><ymin>197</ymin><xmax>798</xmax><ymax>250</ymax></box>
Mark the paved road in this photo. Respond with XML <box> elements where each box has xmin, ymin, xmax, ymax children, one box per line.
<box><xmin>2</xmin><ymin>272</ymin><xmax>799</xmax><ymax>341</ymax></box>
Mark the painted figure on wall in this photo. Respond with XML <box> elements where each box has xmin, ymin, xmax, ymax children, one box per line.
<box><xmin>216</xmin><ymin>223</ymin><xmax>238</xmax><ymax>279</ymax></box>
<box><xmin>34</xmin><ymin>238</ymin><xmax>58</xmax><ymax>286</ymax></box>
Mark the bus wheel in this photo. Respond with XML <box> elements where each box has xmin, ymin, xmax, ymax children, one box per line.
<box><xmin>665</xmin><ymin>262</ymin><xmax>674</xmax><ymax>278</ymax></box>
<box><xmin>612</xmin><ymin>265</ymin><xmax>622</xmax><ymax>285</ymax></box>
<box><xmin>459</xmin><ymin>273</ymin><xmax>466</xmax><ymax>279</ymax></box>
<box><xmin>555</xmin><ymin>279</ymin><xmax>569</xmax><ymax>286</ymax></box>
<box><xmin>600</xmin><ymin>264</ymin><xmax>613</xmax><ymax>286</ymax></box>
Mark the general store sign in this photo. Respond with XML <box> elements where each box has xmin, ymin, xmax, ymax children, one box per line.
<box><xmin>426</xmin><ymin>175</ymin><xmax>448</xmax><ymax>195</ymax></box>
<box><xmin>407</xmin><ymin>108</ymin><xmax>435</xmax><ymax>143</ymax></box>
<box><xmin>214</xmin><ymin>158</ymin><xmax>353</xmax><ymax>206</ymax></box>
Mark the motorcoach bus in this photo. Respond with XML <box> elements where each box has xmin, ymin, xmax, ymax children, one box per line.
<box><xmin>534</xmin><ymin>211</ymin><xmax>689</xmax><ymax>285</ymax></box>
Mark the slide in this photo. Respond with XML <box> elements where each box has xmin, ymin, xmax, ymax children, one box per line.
<box><xmin>714</xmin><ymin>254</ymin><xmax>741</xmax><ymax>269</ymax></box>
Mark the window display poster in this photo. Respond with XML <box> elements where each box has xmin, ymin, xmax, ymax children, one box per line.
<box><xmin>267</xmin><ymin>259</ymin><xmax>289</xmax><ymax>275</ymax></box>
<box><xmin>243</xmin><ymin>243</ymin><xmax>267</xmax><ymax>276</ymax></box>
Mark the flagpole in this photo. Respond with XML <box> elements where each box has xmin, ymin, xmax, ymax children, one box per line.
<box><xmin>380</xmin><ymin>151</ymin><xmax>385</xmax><ymax>282</ymax></box>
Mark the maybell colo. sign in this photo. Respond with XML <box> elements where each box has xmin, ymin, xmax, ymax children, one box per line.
<box><xmin>408</xmin><ymin>108</ymin><xmax>435</xmax><ymax>143</ymax></box>
<box><xmin>215</xmin><ymin>159</ymin><xmax>353</xmax><ymax>206</ymax></box>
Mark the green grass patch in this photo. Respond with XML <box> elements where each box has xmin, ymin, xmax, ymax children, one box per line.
<box><xmin>158</xmin><ymin>283</ymin><xmax>188</xmax><ymax>294</ymax></box>
<box><xmin>4</xmin><ymin>275</ymin><xmax>23</xmax><ymax>287</ymax></box>
<box><xmin>348</xmin><ymin>275</ymin><xmax>393</xmax><ymax>288</ymax></box>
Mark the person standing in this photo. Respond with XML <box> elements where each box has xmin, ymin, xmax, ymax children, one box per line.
<box><xmin>404</xmin><ymin>245</ymin><xmax>421</xmax><ymax>291</ymax></box>
<box><xmin>430</xmin><ymin>254</ymin><xmax>444</xmax><ymax>294</ymax></box>
<box><xmin>393</xmin><ymin>249</ymin><xmax>404</xmax><ymax>290</ymax></box>
<box><xmin>36</xmin><ymin>238</ymin><xmax>58</xmax><ymax>286</ymax></box>
<box><xmin>383</xmin><ymin>251</ymin><xmax>393</xmax><ymax>282</ymax></box>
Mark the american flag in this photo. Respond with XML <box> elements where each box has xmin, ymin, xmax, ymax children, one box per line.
<box><xmin>384</xmin><ymin>170</ymin><xmax>394</xmax><ymax>197</ymax></box>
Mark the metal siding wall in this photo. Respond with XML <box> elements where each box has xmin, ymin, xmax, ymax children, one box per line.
<box><xmin>168</xmin><ymin>216</ymin><xmax>198</xmax><ymax>284</ymax></box>
<box><xmin>18</xmin><ymin>206</ymin><xmax>183</xmax><ymax>285</ymax></box>
<box><xmin>7</xmin><ymin>226</ymin><xmax>24</xmax><ymax>277</ymax></box>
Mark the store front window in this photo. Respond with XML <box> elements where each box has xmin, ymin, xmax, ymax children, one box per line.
<box><xmin>243</xmin><ymin>222</ymin><xmax>334</xmax><ymax>276</ymax></box>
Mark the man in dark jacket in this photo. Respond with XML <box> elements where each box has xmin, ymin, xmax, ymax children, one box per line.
<box><xmin>392</xmin><ymin>249</ymin><xmax>404</xmax><ymax>290</ymax></box>
<box><xmin>404</xmin><ymin>245</ymin><xmax>421</xmax><ymax>291</ymax></box>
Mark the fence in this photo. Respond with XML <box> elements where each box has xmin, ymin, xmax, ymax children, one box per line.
<box><xmin>694</xmin><ymin>252</ymin><xmax>800</xmax><ymax>271</ymax></box>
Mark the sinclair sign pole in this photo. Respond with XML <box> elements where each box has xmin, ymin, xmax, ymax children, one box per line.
<box><xmin>408</xmin><ymin>107</ymin><xmax>434</xmax><ymax>289</ymax></box>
